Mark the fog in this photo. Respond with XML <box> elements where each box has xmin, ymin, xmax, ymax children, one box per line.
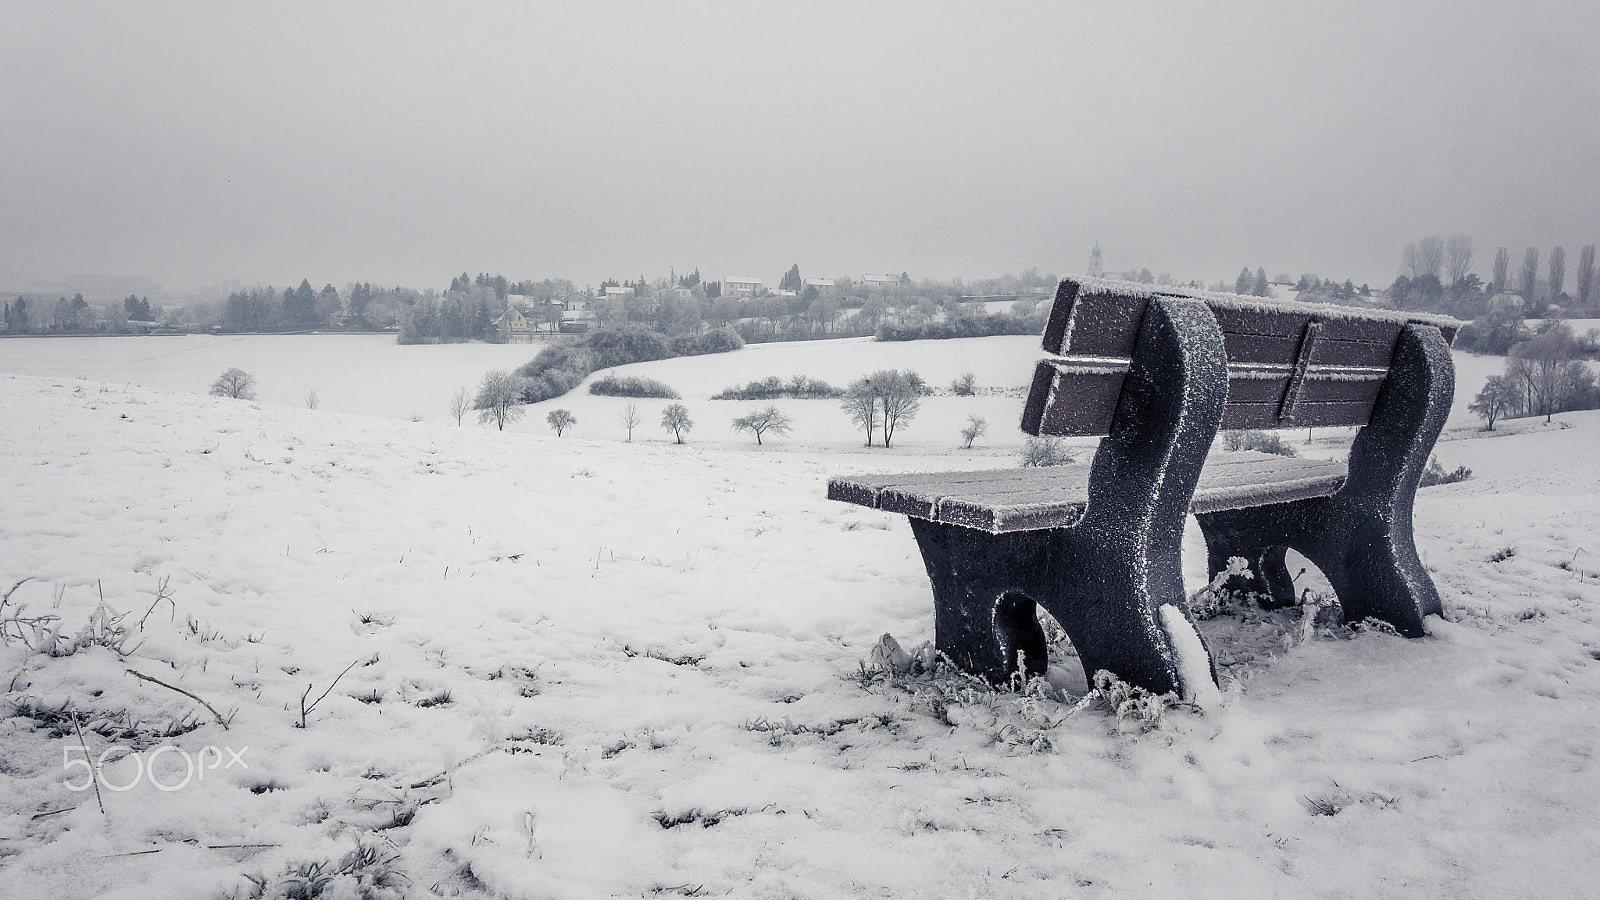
<box><xmin>2</xmin><ymin>0</ymin><xmax>1596</xmax><ymax>293</ymax></box>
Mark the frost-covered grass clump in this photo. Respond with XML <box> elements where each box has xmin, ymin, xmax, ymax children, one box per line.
<box><xmin>855</xmin><ymin>632</ymin><xmax>1187</xmax><ymax>742</ymax></box>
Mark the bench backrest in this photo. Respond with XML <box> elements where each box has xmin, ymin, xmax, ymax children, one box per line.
<box><xmin>1022</xmin><ymin>278</ymin><xmax>1461</xmax><ymax>437</ymax></box>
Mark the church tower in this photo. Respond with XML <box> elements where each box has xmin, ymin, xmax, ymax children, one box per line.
<box><xmin>1088</xmin><ymin>242</ymin><xmax>1104</xmax><ymax>278</ymax></box>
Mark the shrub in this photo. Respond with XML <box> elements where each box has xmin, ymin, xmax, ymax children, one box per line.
<box><xmin>1222</xmin><ymin>429</ymin><xmax>1297</xmax><ymax>457</ymax></box>
<box><xmin>1017</xmin><ymin>436</ymin><xmax>1077</xmax><ymax>467</ymax></box>
<box><xmin>712</xmin><ymin>375</ymin><xmax>843</xmax><ymax>400</ymax></box>
<box><xmin>670</xmin><ymin>328</ymin><xmax>744</xmax><ymax>356</ymax></box>
<box><xmin>1420</xmin><ymin>456</ymin><xmax>1472</xmax><ymax>487</ymax></box>
<box><xmin>209</xmin><ymin>367</ymin><xmax>257</xmax><ymax>400</ymax></box>
<box><xmin>588</xmin><ymin>374</ymin><xmax>679</xmax><ymax>398</ymax></box>
<box><xmin>951</xmin><ymin>372</ymin><xmax>977</xmax><ymax>395</ymax></box>
<box><xmin>511</xmin><ymin>326</ymin><xmax>740</xmax><ymax>404</ymax></box>
<box><xmin>874</xmin><ymin>311</ymin><xmax>1045</xmax><ymax>341</ymax></box>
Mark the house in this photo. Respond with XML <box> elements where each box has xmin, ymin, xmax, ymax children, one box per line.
<box><xmin>561</xmin><ymin>300</ymin><xmax>598</xmax><ymax>333</ymax></box>
<box><xmin>496</xmin><ymin>305</ymin><xmax>535</xmax><ymax>340</ymax></box>
<box><xmin>725</xmin><ymin>276</ymin><xmax>764</xmax><ymax>296</ymax></box>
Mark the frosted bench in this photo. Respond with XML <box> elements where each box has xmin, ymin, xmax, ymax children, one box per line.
<box><xmin>829</xmin><ymin>277</ymin><xmax>1460</xmax><ymax>698</ymax></box>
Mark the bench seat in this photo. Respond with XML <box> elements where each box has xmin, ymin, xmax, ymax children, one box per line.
<box><xmin>829</xmin><ymin>450</ymin><xmax>1347</xmax><ymax>534</ymax></box>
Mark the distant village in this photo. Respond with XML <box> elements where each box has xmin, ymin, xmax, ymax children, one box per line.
<box><xmin>4</xmin><ymin>240</ymin><xmax>1595</xmax><ymax>354</ymax></box>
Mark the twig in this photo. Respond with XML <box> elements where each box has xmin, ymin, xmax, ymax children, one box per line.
<box><xmin>136</xmin><ymin>575</ymin><xmax>175</xmax><ymax>630</ymax></box>
<box><xmin>126</xmin><ymin>668</ymin><xmax>230</xmax><ymax>730</ymax></box>
<box><xmin>3</xmin><ymin>576</ymin><xmax>35</xmax><ymax>607</ymax></box>
<box><xmin>297</xmin><ymin>659</ymin><xmax>359</xmax><ymax>728</ymax></box>
<box><xmin>32</xmin><ymin>806</ymin><xmax>76</xmax><ymax>820</ymax></box>
<box><xmin>73</xmin><ymin>715</ymin><xmax>106</xmax><ymax>815</ymax></box>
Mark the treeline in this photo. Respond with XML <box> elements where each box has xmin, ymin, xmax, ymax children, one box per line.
<box><xmin>1470</xmin><ymin>322</ymin><xmax>1600</xmax><ymax>426</ymax></box>
<box><xmin>395</xmin><ymin>287</ymin><xmax>502</xmax><ymax>344</ymax></box>
<box><xmin>875</xmin><ymin>308</ymin><xmax>1046</xmax><ymax>341</ymax></box>
<box><xmin>512</xmin><ymin>326</ymin><xmax>743</xmax><ymax>403</ymax></box>
<box><xmin>4</xmin><ymin>293</ymin><xmax>169</xmax><ymax>334</ymax></box>
<box><xmin>1382</xmin><ymin>235</ymin><xmax>1597</xmax><ymax>325</ymax></box>
<box><xmin>220</xmin><ymin>281</ymin><xmax>406</xmax><ymax>333</ymax></box>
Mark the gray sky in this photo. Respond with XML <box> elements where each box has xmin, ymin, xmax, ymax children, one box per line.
<box><xmin>3</xmin><ymin>0</ymin><xmax>1596</xmax><ymax>294</ymax></box>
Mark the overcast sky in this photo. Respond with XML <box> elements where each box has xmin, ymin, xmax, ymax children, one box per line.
<box><xmin>3</xmin><ymin>1</ymin><xmax>1597</xmax><ymax>294</ymax></box>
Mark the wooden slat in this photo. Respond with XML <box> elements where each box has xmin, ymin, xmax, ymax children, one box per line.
<box><xmin>1021</xmin><ymin>360</ymin><xmax>1125</xmax><ymax>437</ymax></box>
<box><xmin>829</xmin><ymin>452</ymin><xmax>1348</xmax><ymax>533</ymax></box>
<box><xmin>1026</xmin><ymin>357</ymin><xmax>1388</xmax><ymax>436</ymax></box>
<box><xmin>1042</xmin><ymin>277</ymin><xmax>1458</xmax><ymax>365</ymax></box>
<box><xmin>1221</xmin><ymin>399</ymin><xmax>1378</xmax><ymax>430</ymax></box>
<box><xmin>1041</xmin><ymin>283</ymin><xmax>1148</xmax><ymax>357</ymax></box>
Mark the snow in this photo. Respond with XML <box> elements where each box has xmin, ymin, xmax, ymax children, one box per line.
<box><xmin>2</xmin><ymin>334</ymin><xmax>1599</xmax><ymax>898</ymax></box>
<box><xmin>1157</xmin><ymin>604</ymin><xmax>1221</xmax><ymax>707</ymax></box>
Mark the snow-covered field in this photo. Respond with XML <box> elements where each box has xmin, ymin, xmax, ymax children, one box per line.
<box><xmin>0</xmin><ymin>333</ymin><xmax>1513</xmax><ymax>454</ymax></box>
<box><xmin>3</xmin><ymin>334</ymin><xmax>1598</xmax><ymax>898</ymax></box>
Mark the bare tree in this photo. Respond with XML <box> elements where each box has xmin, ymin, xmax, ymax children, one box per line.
<box><xmin>1400</xmin><ymin>243</ymin><xmax>1420</xmax><ymax>279</ymax></box>
<box><xmin>448</xmin><ymin>386</ymin><xmax>470</xmax><ymax>425</ymax></box>
<box><xmin>473</xmin><ymin>369</ymin><xmax>525</xmax><ymax>431</ymax></box>
<box><xmin>546</xmin><ymin>408</ymin><xmax>576</xmax><ymax>436</ymax></box>
<box><xmin>1416</xmin><ymin>236</ymin><xmax>1444</xmax><ymax>280</ymax></box>
<box><xmin>304</xmin><ymin>389</ymin><xmax>319</xmax><ymax>409</ymax></box>
<box><xmin>1549</xmin><ymin>246</ymin><xmax>1566</xmax><ymax>301</ymax></box>
<box><xmin>1512</xmin><ymin>325</ymin><xmax>1578</xmax><ymax>421</ymax></box>
<box><xmin>730</xmin><ymin>406</ymin><xmax>794</xmax><ymax>445</ymax></box>
<box><xmin>209</xmin><ymin>368</ymin><xmax>257</xmax><ymax>400</ymax></box>
<box><xmin>1445</xmin><ymin>234</ymin><xmax>1473</xmax><ymax>286</ymax></box>
<box><xmin>869</xmin><ymin>369</ymin><xmax>922</xmax><ymax>448</ymax></box>
<box><xmin>1468</xmin><ymin>375</ymin><xmax>1517</xmax><ymax>431</ymax></box>
<box><xmin>1578</xmin><ymin>245</ymin><xmax>1596</xmax><ymax>307</ymax></box>
<box><xmin>959</xmin><ymin>414</ymin><xmax>988</xmax><ymax>448</ymax></box>
<box><xmin>839</xmin><ymin>382</ymin><xmax>879</xmax><ymax>447</ymax></box>
<box><xmin>619</xmin><ymin>402</ymin><xmax>641</xmax><ymax>441</ymax></box>
<box><xmin>660</xmin><ymin>403</ymin><xmax>693</xmax><ymax>443</ymax></box>
<box><xmin>1519</xmin><ymin>247</ymin><xmax>1540</xmax><ymax>303</ymax></box>
<box><xmin>1492</xmin><ymin>246</ymin><xmax>1510</xmax><ymax>294</ymax></box>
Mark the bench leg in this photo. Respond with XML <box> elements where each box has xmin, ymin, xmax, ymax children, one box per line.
<box><xmin>1197</xmin><ymin>495</ymin><xmax>1439</xmax><ymax>636</ymax></box>
<box><xmin>907</xmin><ymin>518</ymin><xmax>1051</xmax><ymax>685</ymax></box>
<box><xmin>908</xmin><ymin>517</ymin><xmax>1213</xmax><ymax>697</ymax></box>
<box><xmin>1194</xmin><ymin>512</ymin><xmax>1303</xmax><ymax>607</ymax></box>
<box><xmin>1037</xmin><ymin>524</ymin><xmax>1214</xmax><ymax>698</ymax></box>
<box><xmin>1197</xmin><ymin>322</ymin><xmax>1453</xmax><ymax>636</ymax></box>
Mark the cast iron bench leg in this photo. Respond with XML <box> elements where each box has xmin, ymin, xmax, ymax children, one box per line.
<box><xmin>1196</xmin><ymin>324</ymin><xmax>1453</xmax><ymax>636</ymax></box>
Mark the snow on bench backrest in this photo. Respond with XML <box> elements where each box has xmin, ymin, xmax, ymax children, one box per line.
<box><xmin>1022</xmin><ymin>277</ymin><xmax>1462</xmax><ymax>437</ymax></box>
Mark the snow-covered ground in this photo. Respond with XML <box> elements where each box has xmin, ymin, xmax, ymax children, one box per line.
<box><xmin>3</xmin><ymin>358</ymin><xmax>1600</xmax><ymax>896</ymax></box>
<box><xmin>2</xmin><ymin>351</ymin><xmax>1598</xmax><ymax>898</ymax></box>
<box><xmin>0</xmin><ymin>331</ymin><xmax>1518</xmax><ymax>456</ymax></box>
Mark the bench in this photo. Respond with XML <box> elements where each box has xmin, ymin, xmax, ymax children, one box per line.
<box><xmin>828</xmin><ymin>277</ymin><xmax>1460</xmax><ymax>699</ymax></box>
